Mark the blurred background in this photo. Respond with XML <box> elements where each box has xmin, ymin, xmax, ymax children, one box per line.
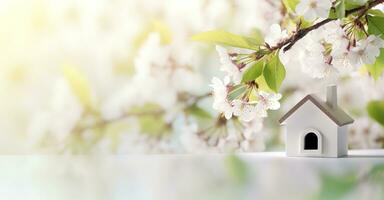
<box><xmin>0</xmin><ymin>0</ymin><xmax>281</xmax><ymax>154</ymax></box>
<box><xmin>1</xmin><ymin>0</ymin><xmax>384</xmax><ymax>199</ymax></box>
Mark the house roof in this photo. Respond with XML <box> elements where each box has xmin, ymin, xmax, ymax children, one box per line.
<box><xmin>279</xmin><ymin>94</ymin><xmax>354</xmax><ymax>126</ymax></box>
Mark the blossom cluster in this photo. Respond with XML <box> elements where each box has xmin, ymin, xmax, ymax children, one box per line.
<box><xmin>281</xmin><ymin>21</ymin><xmax>384</xmax><ymax>78</ymax></box>
<box><xmin>210</xmin><ymin>70</ymin><xmax>281</xmax><ymax>123</ymax></box>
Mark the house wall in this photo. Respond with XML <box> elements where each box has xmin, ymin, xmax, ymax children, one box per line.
<box><xmin>337</xmin><ymin>126</ymin><xmax>348</xmax><ymax>157</ymax></box>
<box><xmin>284</xmin><ymin>101</ymin><xmax>339</xmax><ymax>157</ymax></box>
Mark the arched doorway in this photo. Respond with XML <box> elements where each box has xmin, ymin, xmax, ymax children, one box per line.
<box><xmin>300</xmin><ymin>129</ymin><xmax>322</xmax><ymax>155</ymax></box>
<box><xmin>304</xmin><ymin>132</ymin><xmax>318</xmax><ymax>150</ymax></box>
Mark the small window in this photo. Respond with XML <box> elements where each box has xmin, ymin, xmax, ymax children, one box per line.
<box><xmin>304</xmin><ymin>132</ymin><xmax>318</xmax><ymax>150</ymax></box>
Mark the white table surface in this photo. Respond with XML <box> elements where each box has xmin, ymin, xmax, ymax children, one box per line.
<box><xmin>0</xmin><ymin>150</ymin><xmax>383</xmax><ymax>200</ymax></box>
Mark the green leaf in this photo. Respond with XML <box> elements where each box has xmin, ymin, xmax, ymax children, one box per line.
<box><xmin>368</xmin><ymin>164</ymin><xmax>384</xmax><ymax>184</ymax></box>
<box><xmin>335</xmin><ymin>0</ymin><xmax>346</xmax><ymax>19</ymax></box>
<box><xmin>225</xmin><ymin>155</ymin><xmax>248</xmax><ymax>185</ymax></box>
<box><xmin>228</xmin><ymin>85</ymin><xmax>247</xmax><ymax>101</ymax></box>
<box><xmin>255</xmin><ymin>74</ymin><xmax>274</xmax><ymax>93</ymax></box>
<box><xmin>249</xmin><ymin>28</ymin><xmax>264</xmax><ymax>44</ymax></box>
<box><xmin>61</xmin><ymin>64</ymin><xmax>94</xmax><ymax>111</ymax></box>
<box><xmin>345</xmin><ymin>0</ymin><xmax>367</xmax><ymax>7</ymax></box>
<box><xmin>185</xmin><ymin>105</ymin><xmax>212</xmax><ymax>119</ymax></box>
<box><xmin>367</xmin><ymin>15</ymin><xmax>384</xmax><ymax>39</ymax></box>
<box><xmin>366</xmin><ymin>62</ymin><xmax>384</xmax><ymax>80</ymax></box>
<box><xmin>129</xmin><ymin>104</ymin><xmax>168</xmax><ymax>136</ymax></box>
<box><xmin>370</xmin><ymin>164</ymin><xmax>384</xmax><ymax>177</ymax></box>
<box><xmin>289</xmin><ymin>16</ymin><xmax>313</xmax><ymax>29</ymax></box>
<box><xmin>241</xmin><ymin>60</ymin><xmax>265</xmax><ymax>83</ymax></box>
<box><xmin>367</xmin><ymin>100</ymin><xmax>384</xmax><ymax>127</ymax></box>
<box><xmin>368</xmin><ymin>9</ymin><xmax>384</xmax><ymax>17</ymax></box>
<box><xmin>282</xmin><ymin>0</ymin><xmax>300</xmax><ymax>13</ymax></box>
<box><xmin>317</xmin><ymin>173</ymin><xmax>357</xmax><ymax>200</ymax></box>
<box><xmin>329</xmin><ymin>9</ymin><xmax>337</xmax><ymax>19</ymax></box>
<box><xmin>191</xmin><ymin>30</ymin><xmax>261</xmax><ymax>50</ymax></box>
<box><xmin>263</xmin><ymin>54</ymin><xmax>286</xmax><ymax>93</ymax></box>
<box><xmin>298</xmin><ymin>17</ymin><xmax>313</xmax><ymax>28</ymax></box>
<box><xmin>366</xmin><ymin>48</ymin><xmax>384</xmax><ymax>80</ymax></box>
<box><xmin>139</xmin><ymin>115</ymin><xmax>168</xmax><ymax>136</ymax></box>
<box><xmin>328</xmin><ymin>0</ymin><xmax>346</xmax><ymax>19</ymax></box>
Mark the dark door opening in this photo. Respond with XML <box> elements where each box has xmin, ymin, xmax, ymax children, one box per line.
<box><xmin>304</xmin><ymin>132</ymin><xmax>318</xmax><ymax>150</ymax></box>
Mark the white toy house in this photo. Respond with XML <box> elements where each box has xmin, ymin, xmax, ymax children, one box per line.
<box><xmin>279</xmin><ymin>85</ymin><xmax>354</xmax><ymax>157</ymax></box>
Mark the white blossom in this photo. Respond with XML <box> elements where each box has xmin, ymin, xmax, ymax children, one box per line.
<box><xmin>257</xmin><ymin>91</ymin><xmax>281</xmax><ymax>110</ymax></box>
<box><xmin>298</xmin><ymin>34</ymin><xmax>339</xmax><ymax>78</ymax></box>
<box><xmin>265</xmin><ymin>24</ymin><xmax>288</xmax><ymax>46</ymax></box>
<box><xmin>240</xmin><ymin>117</ymin><xmax>266</xmax><ymax>152</ymax></box>
<box><xmin>179</xmin><ymin>122</ymin><xmax>208</xmax><ymax>153</ymax></box>
<box><xmin>328</xmin><ymin>22</ymin><xmax>354</xmax><ymax>74</ymax></box>
<box><xmin>306</xmin><ymin>57</ymin><xmax>337</xmax><ymax>78</ymax></box>
<box><xmin>233</xmin><ymin>0</ymin><xmax>282</xmax><ymax>32</ymax></box>
<box><xmin>296</xmin><ymin>0</ymin><xmax>332</xmax><ymax>21</ymax></box>
<box><xmin>232</xmin><ymin>100</ymin><xmax>259</xmax><ymax>122</ymax></box>
<box><xmin>243</xmin><ymin>117</ymin><xmax>263</xmax><ymax>140</ymax></box>
<box><xmin>347</xmin><ymin>35</ymin><xmax>384</xmax><ymax>68</ymax></box>
<box><xmin>210</xmin><ymin>77</ymin><xmax>233</xmax><ymax>119</ymax></box>
<box><xmin>240</xmin><ymin>136</ymin><xmax>266</xmax><ymax>152</ymax></box>
<box><xmin>322</xmin><ymin>21</ymin><xmax>349</xmax><ymax>58</ymax></box>
<box><xmin>232</xmin><ymin>92</ymin><xmax>281</xmax><ymax>122</ymax></box>
<box><xmin>218</xmin><ymin>133</ymin><xmax>240</xmax><ymax>152</ymax></box>
<box><xmin>349</xmin><ymin>117</ymin><xmax>384</xmax><ymax>149</ymax></box>
<box><xmin>215</xmin><ymin>45</ymin><xmax>242</xmax><ymax>84</ymax></box>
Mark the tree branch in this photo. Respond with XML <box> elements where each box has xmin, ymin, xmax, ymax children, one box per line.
<box><xmin>271</xmin><ymin>0</ymin><xmax>384</xmax><ymax>52</ymax></box>
<box><xmin>72</xmin><ymin>92</ymin><xmax>212</xmax><ymax>134</ymax></box>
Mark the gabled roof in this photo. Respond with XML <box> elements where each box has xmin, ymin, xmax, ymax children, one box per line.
<box><xmin>279</xmin><ymin>94</ymin><xmax>354</xmax><ymax>126</ymax></box>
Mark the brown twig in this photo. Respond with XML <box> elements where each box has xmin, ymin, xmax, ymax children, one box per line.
<box><xmin>271</xmin><ymin>0</ymin><xmax>384</xmax><ymax>52</ymax></box>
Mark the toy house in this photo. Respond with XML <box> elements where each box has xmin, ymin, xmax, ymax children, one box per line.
<box><xmin>279</xmin><ymin>85</ymin><xmax>354</xmax><ymax>157</ymax></box>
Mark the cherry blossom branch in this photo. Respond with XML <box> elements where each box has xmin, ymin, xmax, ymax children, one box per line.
<box><xmin>71</xmin><ymin>109</ymin><xmax>165</xmax><ymax>135</ymax></box>
<box><xmin>72</xmin><ymin>92</ymin><xmax>212</xmax><ymax>134</ymax></box>
<box><xmin>271</xmin><ymin>0</ymin><xmax>384</xmax><ymax>52</ymax></box>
